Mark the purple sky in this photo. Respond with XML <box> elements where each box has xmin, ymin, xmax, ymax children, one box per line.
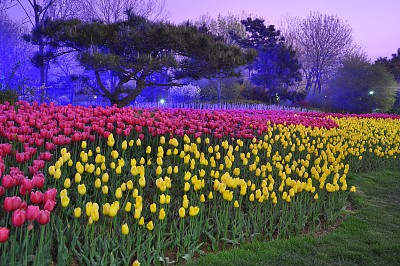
<box><xmin>165</xmin><ymin>0</ymin><xmax>400</xmax><ymax>61</ymax></box>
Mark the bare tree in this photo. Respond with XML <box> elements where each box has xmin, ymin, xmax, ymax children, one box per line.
<box><xmin>281</xmin><ymin>12</ymin><xmax>362</xmax><ymax>93</ymax></box>
<box><xmin>77</xmin><ymin>0</ymin><xmax>169</xmax><ymax>23</ymax></box>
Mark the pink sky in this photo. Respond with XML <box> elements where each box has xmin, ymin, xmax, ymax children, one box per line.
<box><xmin>165</xmin><ymin>0</ymin><xmax>400</xmax><ymax>61</ymax></box>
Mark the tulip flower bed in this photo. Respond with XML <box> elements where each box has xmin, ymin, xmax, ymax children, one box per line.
<box><xmin>0</xmin><ymin>101</ymin><xmax>400</xmax><ymax>265</ymax></box>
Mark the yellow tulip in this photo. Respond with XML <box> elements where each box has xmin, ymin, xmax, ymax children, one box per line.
<box><xmin>146</xmin><ymin>221</ymin><xmax>154</xmax><ymax>231</ymax></box>
<box><xmin>48</xmin><ymin>165</ymin><xmax>55</xmax><ymax>176</ymax></box>
<box><xmin>165</xmin><ymin>195</ymin><xmax>171</xmax><ymax>204</ymax></box>
<box><xmin>95</xmin><ymin>178</ymin><xmax>101</xmax><ymax>188</ymax></box>
<box><xmin>199</xmin><ymin>194</ymin><xmax>205</xmax><ymax>203</ymax></box>
<box><xmin>208</xmin><ymin>191</ymin><xmax>213</xmax><ymax>199</ymax></box>
<box><xmin>81</xmin><ymin>141</ymin><xmax>87</xmax><ymax>149</ymax></box>
<box><xmin>139</xmin><ymin>177</ymin><xmax>146</xmax><ymax>187</ymax></box>
<box><xmin>139</xmin><ymin>217</ymin><xmax>145</xmax><ymax>225</ymax></box>
<box><xmin>78</xmin><ymin>184</ymin><xmax>86</xmax><ymax>195</ymax></box>
<box><xmin>132</xmin><ymin>188</ymin><xmax>139</xmax><ymax>198</ymax></box>
<box><xmin>184</xmin><ymin>182</ymin><xmax>190</xmax><ymax>192</ymax></box>
<box><xmin>102</xmin><ymin>203</ymin><xmax>110</xmax><ymax>215</ymax></box>
<box><xmin>61</xmin><ymin>196</ymin><xmax>70</xmax><ymax>207</ymax></box>
<box><xmin>126</xmin><ymin>180</ymin><xmax>133</xmax><ymax>190</ymax></box>
<box><xmin>178</xmin><ymin>207</ymin><xmax>185</xmax><ymax>218</ymax></box>
<box><xmin>121</xmin><ymin>223</ymin><xmax>129</xmax><ymax>235</ymax></box>
<box><xmin>234</xmin><ymin>200</ymin><xmax>239</xmax><ymax>208</ymax></box>
<box><xmin>113</xmin><ymin>188</ymin><xmax>122</xmax><ymax>199</ymax></box>
<box><xmin>109</xmin><ymin>204</ymin><xmax>118</xmax><ymax>217</ymax></box>
<box><xmin>146</xmin><ymin>146</ymin><xmax>151</xmax><ymax>154</ymax></box>
<box><xmin>314</xmin><ymin>193</ymin><xmax>319</xmax><ymax>200</ymax></box>
<box><xmin>156</xmin><ymin>166</ymin><xmax>162</xmax><ymax>175</ymax></box>
<box><xmin>64</xmin><ymin>178</ymin><xmax>71</xmax><ymax>189</ymax></box>
<box><xmin>150</xmin><ymin>203</ymin><xmax>157</xmax><ymax>213</ymax></box>
<box><xmin>96</xmin><ymin>146</ymin><xmax>101</xmax><ymax>153</ymax></box>
<box><xmin>74</xmin><ymin>207</ymin><xmax>82</xmax><ymax>218</ymax></box>
<box><xmin>125</xmin><ymin>202</ymin><xmax>132</xmax><ymax>212</ymax></box>
<box><xmin>159</xmin><ymin>194</ymin><xmax>166</xmax><ymax>204</ymax></box>
<box><xmin>102</xmin><ymin>173</ymin><xmax>109</xmax><ymax>183</ymax></box>
<box><xmin>134</xmin><ymin>208</ymin><xmax>141</xmax><ymax>219</ymax></box>
<box><xmin>102</xmin><ymin>185</ymin><xmax>109</xmax><ymax>195</ymax></box>
<box><xmin>122</xmin><ymin>140</ymin><xmax>128</xmax><ymax>151</ymax></box>
<box><xmin>350</xmin><ymin>186</ymin><xmax>356</xmax><ymax>192</ymax></box>
<box><xmin>159</xmin><ymin>208</ymin><xmax>166</xmax><ymax>220</ymax></box>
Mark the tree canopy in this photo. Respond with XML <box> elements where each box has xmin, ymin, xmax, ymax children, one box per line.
<box><xmin>38</xmin><ymin>15</ymin><xmax>255</xmax><ymax>106</ymax></box>
<box><xmin>326</xmin><ymin>56</ymin><xmax>398</xmax><ymax>113</ymax></box>
<box><xmin>232</xmin><ymin>17</ymin><xmax>301</xmax><ymax>103</ymax></box>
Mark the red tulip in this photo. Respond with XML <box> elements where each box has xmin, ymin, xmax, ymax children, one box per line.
<box><xmin>36</xmin><ymin>210</ymin><xmax>50</xmax><ymax>225</ymax></box>
<box><xmin>12</xmin><ymin>209</ymin><xmax>26</xmax><ymax>227</ymax></box>
<box><xmin>43</xmin><ymin>188</ymin><xmax>57</xmax><ymax>203</ymax></box>
<box><xmin>43</xmin><ymin>199</ymin><xmax>56</xmax><ymax>212</ymax></box>
<box><xmin>30</xmin><ymin>191</ymin><xmax>44</xmax><ymax>204</ymax></box>
<box><xmin>4</xmin><ymin>196</ymin><xmax>22</xmax><ymax>212</ymax></box>
<box><xmin>26</xmin><ymin>205</ymin><xmax>40</xmax><ymax>221</ymax></box>
<box><xmin>0</xmin><ymin>227</ymin><xmax>10</xmax><ymax>243</ymax></box>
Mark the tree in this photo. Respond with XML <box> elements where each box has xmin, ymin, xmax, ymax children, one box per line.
<box><xmin>233</xmin><ymin>17</ymin><xmax>302</xmax><ymax>103</ymax></box>
<box><xmin>39</xmin><ymin>15</ymin><xmax>255</xmax><ymax>107</ymax></box>
<box><xmin>193</xmin><ymin>13</ymin><xmax>247</xmax><ymax>45</ymax></box>
<box><xmin>326</xmin><ymin>56</ymin><xmax>398</xmax><ymax>113</ymax></box>
<box><xmin>0</xmin><ymin>11</ymin><xmax>35</xmax><ymax>93</ymax></box>
<box><xmin>282</xmin><ymin>12</ymin><xmax>361</xmax><ymax>93</ymax></box>
<box><xmin>375</xmin><ymin>49</ymin><xmax>400</xmax><ymax>107</ymax></box>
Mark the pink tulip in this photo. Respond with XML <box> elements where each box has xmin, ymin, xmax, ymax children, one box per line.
<box><xmin>43</xmin><ymin>199</ymin><xmax>56</xmax><ymax>212</ymax></box>
<box><xmin>4</xmin><ymin>196</ymin><xmax>22</xmax><ymax>212</ymax></box>
<box><xmin>30</xmin><ymin>191</ymin><xmax>44</xmax><ymax>204</ymax></box>
<box><xmin>36</xmin><ymin>210</ymin><xmax>50</xmax><ymax>225</ymax></box>
<box><xmin>43</xmin><ymin>188</ymin><xmax>57</xmax><ymax>203</ymax></box>
<box><xmin>0</xmin><ymin>186</ymin><xmax>5</xmax><ymax>197</ymax></box>
<box><xmin>26</xmin><ymin>205</ymin><xmax>40</xmax><ymax>221</ymax></box>
<box><xmin>2</xmin><ymin>174</ymin><xmax>14</xmax><ymax>189</ymax></box>
<box><xmin>32</xmin><ymin>173</ymin><xmax>45</xmax><ymax>189</ymax></box>
<box><xmin>0</xmin><ymin>227</ymin><xmax>10</xmax><ymax>243</ymax></box>
<box><xmin>12</xmin><ymin>209</ymin><xmax>26</xmax><ymax>227</ymax></box>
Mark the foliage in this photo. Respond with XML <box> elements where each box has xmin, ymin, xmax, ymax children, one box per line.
<box><xmin>233</xmin><ymin>17</ymin><xmax>302</xmax><ymax>103</ymax></box>
<box><xmin>0</xmin><ymin>89</ymin><xmax>18</xmax><ymax>104</ymax></box>
<box><xmin>38</xmin><ymin>15</ymin><xmax>255</xmax><ymax>107</ymax></box>
<box><xmin>168</xmin><ymin>83</ymin><xmax>200</xmax><ymax>103</ymax></box>
<box><xmin>326</xmin><ymin>57</ymin><xmax>398</xmax><ymax>113</ymax></box>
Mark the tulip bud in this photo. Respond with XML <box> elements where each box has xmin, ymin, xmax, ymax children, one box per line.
<box><xmin>146</xmin><ymin>221</ymin><xmax>154</xmax><ymax>231</ymax></box>
<box><xmin>36</xmin><ymin>210</ymin><xmax>50</xmax><ymax>225</ymax></box>
<box><xmin>0</xmin><ymin>227</ymin><xmax>10</xmax><ymax>243</ymax></box>
<box><xmin>26</xmin><ymin>205</ymin><xmax>40</xmax><ymax>221</ymax></box>
<box><xmin>74</xmin><ymin>207</ymin><xmax>82</xmax><ymax>218</ymax></box>
<box><xmin>122</xmin><ymin>223</ymin><xmax>129</xmax><ymax>235</ymax></box>
<box><xmin>12</xmin><ymin>209</ymin><xmax>26</xmax><ymax>227</ymax></box>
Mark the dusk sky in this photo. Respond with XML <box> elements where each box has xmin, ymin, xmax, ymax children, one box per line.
<box><xmin>7</xmin><ymin>0</ymin><xmax>399</xmax><ymax>61</ymax></box>
<box><xmin>165</xmin><ymin>0</ymin><xmax>400</xmax><ymax>61</ymax></box>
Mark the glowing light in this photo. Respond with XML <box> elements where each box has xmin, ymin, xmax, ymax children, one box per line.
<box><xmin>369</xmin><ymin>90</ymin><xmax>375</xmax><ymax>95</ymax></box>
<box><xmin>159</xmin><ymin>99</ymin><xmax>165</xmax><ymax>104</ymax></box>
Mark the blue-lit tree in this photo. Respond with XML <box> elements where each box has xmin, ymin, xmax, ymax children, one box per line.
<box><xmin>38</xmin><ymin>15</ymin><xmax>255</xmax><ymax>107</ymax></box>
<box><xmin>232</xmin><ymin>18</ymin><xmax>302</xmax><ymax>103</ymax></box>
<box><xmin>326</xmin><ymin>56</ymin><xmax>398</xmax><ymax>113</ymax></box>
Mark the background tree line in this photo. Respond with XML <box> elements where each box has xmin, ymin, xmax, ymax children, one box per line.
<box><xmin>1</xmin><ymin>0</ymin><xmax>399</xmax><ymax>112</ymax></box>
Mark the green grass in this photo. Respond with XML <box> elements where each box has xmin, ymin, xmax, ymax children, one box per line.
<box><xmin>185</xmin><ymin>170</ymin><xmax>400</xmax><ymax>266</ymax></box>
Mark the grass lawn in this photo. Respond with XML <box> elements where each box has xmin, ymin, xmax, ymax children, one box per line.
<box><xmin>185</xmin><ymin>170</ymin><xmax>400</xmax><ymax>266</ymax></box>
